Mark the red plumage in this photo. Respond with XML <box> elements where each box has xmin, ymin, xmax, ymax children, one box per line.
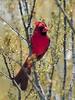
<box><xmin>14</xmin><ymin>21</ymin><xmax>50</xmax><ymax>90</ymax></box>
<box><xmin>31</xmin><ymin>23</ymin><xmax>50</xmax><ymax>59</ymax></box>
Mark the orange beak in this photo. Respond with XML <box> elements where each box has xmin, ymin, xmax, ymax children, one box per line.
<box><xmin>42</xmin><ymin>26</ymin><xmax>48</xmax><ymax>32</ymax></box>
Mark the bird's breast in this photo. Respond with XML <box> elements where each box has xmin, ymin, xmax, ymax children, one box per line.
<box><xmin>31</xmin><ymin>32</ymin><xmax>50</xmax><ymax>58</ymax></box>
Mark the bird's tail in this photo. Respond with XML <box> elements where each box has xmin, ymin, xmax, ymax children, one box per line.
<box><xmin>14</xmin><ymin>60</ymin><xmax>31</xmax><ymax>91</ymax></box>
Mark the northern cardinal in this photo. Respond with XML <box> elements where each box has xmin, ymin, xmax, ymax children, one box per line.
<box><xmin>14</xmin><ymin>21</ymin><xmax>50</xmax><ymax>90</ymax></box>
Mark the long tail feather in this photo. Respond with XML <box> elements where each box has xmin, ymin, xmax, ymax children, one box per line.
<box><xmin>14</xmin><ymin>68</ymin><xmax>24</xmax><ymax>84</ymax></box>
<box><xmin>14</xmin><ymin>61</ymin><xmax>31</xmax><ymax>91</ymax></box>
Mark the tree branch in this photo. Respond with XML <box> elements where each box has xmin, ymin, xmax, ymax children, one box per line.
<box><xmin>0</xmin><ymin>71</ymin><xmax>10</xmax><ymax>79</ymax></box>
<box><xmin>0</xmin><ymin>49</ymin><xmax>46</xmax><ymax>100</ymax></box>
<box><xmin>2</xmin><ymin>54</ymin><xmax>13</xmax><ymax>79</ymax></box>
<box><xmin>18</xmin><ymin>0</ymin><xmax>29</xmax><ymax>43</ymax></box>
<box><xmin>22</xmin><ymin>0</ymin><xmax>29</xmax><ymax>18</ymax></box>
<box><xmin>68</xmin><ymin>2</ymin><xmax>75</xmax><ymax>99</ymax></box>
<box><xmin>33</xmin><ymin>63</ymin><xmax>47</xmax><ymax>100</ymax></box>
<box><xmin>1</xmin><ymin>54</ymin><xmax>21</xmax><ymax>92</ymax></box>
<box><xmin>27</xmin><ymin>0</ymin><xmax>36</xmax><ymax>28</ymax></box>
<box><xmin>55</xmin><ymin>0</ymin><xmax>75</xmax><ymax>33</ymax></box>
<box><xmin>62</xmin><ymin>0</ymin><xmax>67</xmax><ymax>100</ymax></box>
<box><xmin>27</xmin><ymin>72</ymin><xmax>46</xmax><ymax>100</ymax></box>
<box><xmin>0</xmin><ymin>48</ymin><xmax>21</xmax><ymax>66</ymax></box>
<box><xmin>56</xmin><ymin>5</ymin><xmax>61</xmax><ymax>43</ymax></box>
<box><xmin>25</xmin><ymin>88</ymin><xmax>33</xmax><ymax>100</ymax></box>
<box><xmin>0</xmin><ymin>16</ymin><xmax>27</xmax><ymax>43</ymax></box>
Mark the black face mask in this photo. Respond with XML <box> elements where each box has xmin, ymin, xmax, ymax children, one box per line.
<box><xmin>39</xmin><ymin>27</ymin><xmax>46</xmax><ymax>36</ymax></box>
<box><xmin>41</xmin><ymin>32</ymin><xmax>46</xmax><ymax>36</ymax></box>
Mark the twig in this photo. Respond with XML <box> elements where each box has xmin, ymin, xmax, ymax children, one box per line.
<box><xmin>22</xmin><ymin>0</ymin><xmax>29</xmax><ymax>17</ymax></box>
<box><xmin>48</xmin><ymin>65</ymin><xmax>55</xmax><ymax>99</ymax></box>
<box><xmin>0</xmin><ymin>16</ymin><xmax>27</xmax><ymax>43</ymax></box>
<box><xmin>47</xmin><ymin>10</ymin><xmax>61</xmax><ymax>97</ymax></box>
<box><xmin>55</xmin><ymin>0</ymin><xmax>75</xmax><ymax>33</ymax></box>
<box><xmin>33</xmin><ymin>64</ymin><xmax>47</xmax><ymax>100</ymax></box>
<box><xmin>25</xmin><ymin>88</ymin><xmax>33</xmax><ymax>100</ymax></box>
<box><xmin>56</xmin><ymin>4</ymin><xmax>61</xmax><ymax>43</ymax></box>
<box><xmin>18</xmin><ymin>89</ymin><xmax>21</xmax><ymax>100</ymax></box>
<box><xmin>16</xmin><ymin>28</ymin><xmax>23</xmax><ymax>66</ymax></box>
<box><xmin>0</xmin><ymin>49</ymin><xmax>46</xmax><ymax>100</ymax></box>
<box><xmin>18</xmin><ymin>0</ymin><xmax>27</xmax><ymax>30</ymax></box>
<box><xmin>27</xmin><ymin>73</ymin><xmax>46</xmax><ymax>100</ymax></box>
<box><xmin>0</xmin><ymin>71</ymin><xmax>10</xmax><ymax>79</ymax></box>
<box><xmin>8</xmin><ymin>58</ymin><xmax>14</xmax><ymax>78</ymax></box>
<box><xmin>2</xmin><ymin>54</ymin><xmax>13</xmax><ymax>79</ymax></box>
<box><xmin>62</xmin><ymin>0</ymin><xmax>67</xmax><ymax>100</ymax></box>
<box><xmin>18</xmin><ymin>0</ymin><xmax>29</xmax><ymax>43</ymax></box>
<box><xmin>0</xmin><ymin>48</ymin><xmax>21</xmax><ymax>66</ymax></box>
<box><xmin>0</xmin><ymin>51</ymin><xmax>21</xmax><ymax>92</ymax></box>
<box><xmin>27</xmin><ymin>0</ymin><xmax>36</xmax><ymax>28</ymax></box>
<box><xmin>2</xmin><ymin>54</ymin><xmax>21</xmax><ymax>92</ymax></box>
<box><xmin>19</xmin><ymin>38</ymin><xmax>22</xmax><ymax>66</ymax></box>
<box><xmin>68</xmin><ymin>2</ymin><xmax>75</xmax><ymax>99</ymax></box>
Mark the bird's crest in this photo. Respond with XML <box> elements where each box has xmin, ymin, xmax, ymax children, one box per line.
<box><xmin>34</xmin><ymin>21</ymin><xmax>48</xmax><ymax>32</ymax></box>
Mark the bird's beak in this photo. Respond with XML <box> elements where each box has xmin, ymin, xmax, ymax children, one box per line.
<box><xmin>42</xmin><ymin>26</ymin><xmax>48</xmax><ymax>32</ymax></box>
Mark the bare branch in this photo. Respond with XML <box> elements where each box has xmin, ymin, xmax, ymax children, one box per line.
<box><xmin>62</xmin><ymin>0</ymin><xmax>67</xmax><ymax>99</ymax></box>
<box><xmin>22</xmin><ymin>0</ymin><xmax>29</xmax><ymax>17</ymax></box>
<box><xmin>68</xmin><ymin>2</ymin><xmax>75</xmax><ymax>99</ymax></box>
<box><xmin>18</xmin><ymin>0</ymin><xmax>29</xmax><ymax>42</ymax></box>
<box><xmin>0</xmin><ymin>52</ymin><xmax>22</xmax><ymax>92</ymax></box>
<box><xmin>16</xmin><ymin>28</ymin><xmax>23</xmax><ymax>66</ymax></box>
<box><xmin>27</xmin><ymin>73</ymin><xmax>46</xmax><ymax>100</ymax></box>
<box><xmin>18</xmin><ymin>89</ymin><xmax>21</xmax><ymax>100</ymax></box>
<box><xmin>19</xmin><ymin>38</ymin><xmax>23</xmax><ymax>66</ymax></box>
<box><xmin>3</xmin><ymin>58</ymin><xmax>21</xmax><ymax>91</ymax></box>
<box><xmin>18</xmin><ymin>0</ymin><xmax>27</xmax><ymax>29</ymax></box>
<box><xmin>55</xmin><ymin>0</ymin><xmax>75</xmax><ymax>33</ymax></box>
<box><xmin>0</xmin><ymin>48</ymin><xmax>21</xmax><ymax>66</ymax></box>
<box><xmin>28</xmin><ymin>0</ymin><xmax>36</xmax><ymax>28</ymax></box>
<box><xmin>56</xmin><ymin>6</ymin><xmax>61</xmax><ymax>43</ymax></box>
<box><xmin>0</xmin><ymin>71</ymin><xmax>10</xmax><ymax>79</ymax></box>
<box><xmin>0</xmin><ymin>49</ymin><xmax>46</xmax><ymax>100</ymax></box>
<box><xmin>33</xmin><ymin>64</ymin><xmax>47</xmax><ymax>100</ymax></box>
<box><xmin>25</xmin><ymin>88</ymin><xmax>33</xmax><ymax>100</ymax></box>
<box><xmin>0</xmin><ymin>16</ymin><xmax>27</xmax><ymax>43</ymax></box>
<box><xmin>2</xmin><ymin>54</ymin><xmax>13</xmax><ymax>79</ymax></box>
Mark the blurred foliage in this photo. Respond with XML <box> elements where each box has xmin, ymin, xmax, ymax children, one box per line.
<box><xmin>0</xmin><ymin>0</ymin><xmax>75</xmax><ymax>100</ymax></box>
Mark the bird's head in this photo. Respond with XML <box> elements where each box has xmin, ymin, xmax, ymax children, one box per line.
<box><xmin>34</xmin><ymin>21</ymin><xmax>48</xmax><ymax>35</ymax></box>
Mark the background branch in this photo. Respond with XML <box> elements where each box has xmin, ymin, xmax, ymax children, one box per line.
<box><xmin>68</xmin><ymin>1</ymin><xmax>75</xmax><ymax>99</ymax></box>
<box><xmin>27</xmin><ymin>0</ymin><xmax>36</xmax><ymax>28</ymax></box>
<box><xmin>33</xmin><ymin>63</ymin><xmax>47</xmax><ymax>100</ymax></box>
<box><xmin>55</xmin><ymin>0</ymin><xmax>75</xmax><ymax>33</ymax></box>
<box><xmin>0</xmin><ymin>49</ymin><xmax>46</xmax><ymax>100</ymax></box>
<box><xmin>0</xmin><ymin>16</ymin><xmax>27</xmax><ymax>43</ymax></box>
<box><xmin>18</xmin><ymin>0</ymin><xmax>29</xmax><ymax>43</ymax></box>
<box><xmin>62</xmin><ymin>0</ymin><xmax>67</xmax><ymax>99</ymax></box>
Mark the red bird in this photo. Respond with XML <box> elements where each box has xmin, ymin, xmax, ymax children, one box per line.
<box><xmin>14</xmin><ymin>21</ymin><xmax>50</xmax><ymax>90</ymax></box>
